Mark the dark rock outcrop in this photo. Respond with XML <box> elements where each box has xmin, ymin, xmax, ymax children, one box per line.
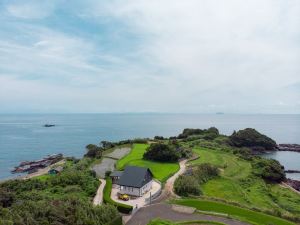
<box><xmin>278</xmin><ymin>144</ymin><xmax>300</xmax><ymax>152</ymax></box>
<box><xmin>286</xmin><ymin>179</ymin><xmax>300</xmax><ymax>191</ymax></box>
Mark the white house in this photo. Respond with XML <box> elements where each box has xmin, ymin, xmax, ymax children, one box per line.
<box><xmin>116</xmin><ymin>166</ymin><xmax>153</xmax><ymax>197</ymax></box>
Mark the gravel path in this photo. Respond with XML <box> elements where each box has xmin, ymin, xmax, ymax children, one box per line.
<box><xmin>92</xmin><ymin>158</ymin><xmax>116</xmax><ymax>178</ymax></box>
<box><xmin>126</xmin><ymin>203</ymin><xmax>250</xmax><ymax>225</ymax></box>
<box><xmin>93</xmin><ymin>178</ymin><xmax>106</xmax><ymax>206</ymax></box>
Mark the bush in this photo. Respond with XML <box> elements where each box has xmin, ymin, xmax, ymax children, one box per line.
<box><xmin>143</xmin><ymin>143</ymin><xmax>181</xmax><ymax>162</ymax></box>
<box><xmin>252</xmin><ymin>158</ymin><xmax>285</xmax><ymax>183</ymax></box>
<box><xmin>174</xmin><ymin>175</ymin><xmax>201</xmax><ymax>196</ymax></box>
<box><xmin>103</xmin><ymin>178</ymin><xmax>133</xmax><ymax>214</ymax></box>
<box><xmin>229</xmin><ymin>128</ymin><xmax>277</xmax><ymax>151</ymax></box>
<box><xmin>193</xmin><ymin>163</ymin><xmax>219</xmax><ymax>183</ymax></box>
<box><xmin>84</xmin><ymin>144</ymin><xmax>103</xmax><ymax>158</ymax></box>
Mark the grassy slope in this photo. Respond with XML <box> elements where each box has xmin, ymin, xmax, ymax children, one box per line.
<box><xmin>116</xmin><ymin>144</ymin><xmax>179</xmax><ymax>182</ymax></box>
<box><xmin>190</xmin><ymin>147</ymin><xmax>300</xmax><ymax>219</ymax></box>
<box><xmin>175</xmin><ymin>199</ymin><xmax>295</xmax><ymax>225</ymax></box>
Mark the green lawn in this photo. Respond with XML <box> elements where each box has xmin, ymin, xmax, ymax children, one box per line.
<box><xmin>175</xmin><ymin>199</ymin><xmax>295</xmax><ymax>225</ymax></box>
<box><xmin>190</xmin><ymin>147</ymin><xmax>300</xmax><ymax>219</ymax></box>
<box><xmin>116</xmin><ymin>144</ymin><xmax>179</xmax><ymax>182</ymax></box>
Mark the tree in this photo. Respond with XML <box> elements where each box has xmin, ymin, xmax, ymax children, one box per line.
<box><xmin>143</xmin><ymin>143</ymin><xmax>181</xmax><ymax>162</ymax></box>
<box><xmin>84</xmin><ymin>144</ymin><xmax>102</xmax><ymax>158</ymax></box>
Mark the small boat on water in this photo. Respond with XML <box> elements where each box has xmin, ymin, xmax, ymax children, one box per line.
<box><xmin>44</xmin><ymin>124</ymin><xmax>55</xmax><ymax>127</ymax></box>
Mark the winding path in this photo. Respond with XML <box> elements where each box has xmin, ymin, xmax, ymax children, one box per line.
<box><xmin>93</xmin><ymin>178</ymin><xmax>106</xmax><ymax>206</ymax></box>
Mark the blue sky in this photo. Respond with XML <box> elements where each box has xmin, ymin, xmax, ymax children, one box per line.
<box><xmin>0</xmin><ymin>0</ymin><xmax>299</xmax><ymax>113</ymax></box>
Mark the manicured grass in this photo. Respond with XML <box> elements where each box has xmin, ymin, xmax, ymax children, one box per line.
<box><xmin>190</xmin><ymin>147</ymin><xmax>300</xmax><ymax>218</ymax></box>
<box><xmin>116</xmin><ymin>144</ymin><xmax>179</xmax><ymax>182</ymax></box>
<box><xmin>175</xmin><ymin>199</ymin><xmax>295</xmax><ymax>225</ymax></box>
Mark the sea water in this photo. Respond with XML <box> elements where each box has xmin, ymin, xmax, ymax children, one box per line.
<box><xmin>0</xmin><ymin>113</ymin><xmax>299</xmax><ymax>180</ymax></box>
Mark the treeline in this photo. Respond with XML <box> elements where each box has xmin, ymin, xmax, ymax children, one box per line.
<box><xmin>0</xmin><ymin>197</ymin><xmax>118</xmax><ymax>225</ymax></box>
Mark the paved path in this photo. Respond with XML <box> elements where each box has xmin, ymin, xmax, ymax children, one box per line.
<box><xmin>93</xmin><ymin>179</ymin><xmax>106</xmax><ymax>205</ymax></box>
<box><xmin>126</xmin><ymin>203</ymin><xmax>250</xmax><ymax>225</ymax></box>
<box><xmin>152</xmin><ymin>159</ymin><xmax>187</xmax><ymax>203</ymax></box>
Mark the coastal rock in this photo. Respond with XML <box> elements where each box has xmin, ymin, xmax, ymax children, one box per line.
<box><xmin>286</xmin><ymin>178</ymin><xmax>300</xmax><ymax>191</ymax></box>
<box><xmin>278</xmin><ymin>144</ymin><xmax>300</xmax><ymax>152</ymax></box>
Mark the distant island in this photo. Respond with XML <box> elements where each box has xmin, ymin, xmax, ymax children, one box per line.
<box><xmin>1</xmin><ymin>127</ymin><xmax>300</xmax><ymax>225</ymax></box>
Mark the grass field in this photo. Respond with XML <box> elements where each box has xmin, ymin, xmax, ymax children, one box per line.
<box><xmin>189</xmin><ymin>147</ymin><xmax>300</xmax><ymax>219</ymax></box>
<box><xmin>116</xmin><ymin>144</ymin><xmax>179</xmax><ymax>182</ymax></box>
<box><xmin>175</xmin><ymin>199</ymin><xmax>295</xmax><ymax>225</ymax></box>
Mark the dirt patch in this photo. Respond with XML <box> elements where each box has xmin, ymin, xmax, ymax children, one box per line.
<box><xmin>92</xmin><ymin>158</ymin><xmax>116</xmax><ymax>178</ymax></box>
<box><xmin>105</xmin><ymin>147</ymin><xmax>131</xmax><ymax>159</ymax></box>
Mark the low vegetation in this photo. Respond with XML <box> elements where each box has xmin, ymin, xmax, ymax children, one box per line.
<box><xmin>174</xmin><ymin>163</ymin><xmax>219</xmax><ymax>197</ymax></box>
<box><xmin>0</xmin><ymin>158</ymin><xmax>119</xmax><ymax>225</ymax></box>
<box><xmin>174</xmin><ymin>175</ymin><xmax>201</xmax><ymax>196</ymax></box>
<box><xmin>252</xmin><ymin>157</ymin><xmax>285</xmax><ymax>182</ymax></box>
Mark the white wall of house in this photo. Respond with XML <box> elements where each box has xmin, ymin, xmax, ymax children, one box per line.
<box><xmin>119</xmin><ymin>180</ymin><xmax>153</xmax><ymax>196</ymax></box>
<box><xmin>140</xmin><ymin>180</ymin><xmax>152</xmax><ymax>195</ymax></box>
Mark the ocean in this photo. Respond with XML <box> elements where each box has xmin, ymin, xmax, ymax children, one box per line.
<box><xmin>0</xmin><ymin>113</ymin><xmax>299</xmax><ymax>180</ymax></box>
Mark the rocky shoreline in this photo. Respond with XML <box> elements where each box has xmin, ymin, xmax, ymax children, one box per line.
<box><xmin>277</xmin><ymin>144</ymin><xmax>300</xmax><ymax>152</ymax></box>
<box><xmin>285</xmin><ymin>179</ymin><xmax>300</xmax><ymax>192</ymax></box>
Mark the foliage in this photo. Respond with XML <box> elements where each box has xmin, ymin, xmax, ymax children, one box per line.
<box><xmin>143</xmin><ymin>143</ymin><xmax>181</xmax><ymax>162</ymax></box>
<box><xmin>103</xmin><ymin>178</ymin><xmax>133</xmax><ymax>214</ymax></box>
<box><xmin>174</xmin><ymin>175</ymin><xmax>201</xmax><ymax>196</ymax></box>
<box><xmin>0</xmin><ymin>197</ymin><xmax>119</xmax><ymax>225</ymax></box>
<box><xmin>229</xmin><ymin>128</ymin><xmax>277</xmax><ymax>150</ymax></box>
<box><xmin>191</xmin><ymin>147</ymin><xmax>300</xmax><ymax>219</ymax></box>
<box><xmin>0</xmin><ymin>189</ymin><xmax>14</xmax><ymax>208</ymax></box>
<box><xmin>85</xmin><ymin>144</ymin><xmax>103</xmax><ymax>158</ymax></box>
<box><xmin>177</xmin><ymin>127</ymin><xmax>219</xmax><ymax>139</ymax></box>
<box><xmin>175</xmin><ymin>199</ymin><xmax>295</xmax><ymax>225</ymax></box>
<box><xmin>192</xmin><ymin>163</ymin><xmax>219</xmax><ymax>184</ymax></box>
<box><xmin>252</xmin><ymin>158</ymin><xmax>286</xmax><ymax>183</ymax></box>
<box><xmin>154</xmin><ymin>136</ymin><xmax>164</xmax><ymax>140</ymax></box>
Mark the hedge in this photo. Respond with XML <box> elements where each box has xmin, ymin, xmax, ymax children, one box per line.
<box><xmin>105</xmin><ymin>216</ymin><xmax>123</xmax><ymax>225</ymax></box>
<box><xmin>103</xmin><ymin>178</ymin><xmax>133</xmax><ymax>214</ymax></box>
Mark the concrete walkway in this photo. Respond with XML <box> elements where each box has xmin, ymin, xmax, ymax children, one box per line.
<box><xmin>93</xmin><ymin>178</ymin><xmax>106</xmax><ymax>206</ymax></box>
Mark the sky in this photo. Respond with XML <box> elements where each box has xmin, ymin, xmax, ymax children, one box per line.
<box><xmin>0</xmin><ymin>0</ymin><xmax>299</xmax><ymax>114</ymax></box>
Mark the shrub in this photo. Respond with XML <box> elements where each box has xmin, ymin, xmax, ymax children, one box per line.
<box><xmin>103</xmin><ymin>178</ymin><xmax>133</xmax><ymax>214</ymax></box>
<box><xmin>229</xmin><ymin>128</ymin><xmax>277</xmax><ymax>151</ymax></box>
<box><xmin>174</xmin><ymin>175</ymin><xmax>201</xmax><ymax>196</ymax></box>
<box><xmin>84</xmin><ymin>144</ymin><xmax>103</xmax><ymax>158</ymax></box>
<box><xmin>252</xmin><ymin>158</ymin><xmax>285</xmax><ymax>182</ymax></box>
<box><xmin>193</xmin><ymin>163</ymin><xmax>219</xmax><ymax>183</ymax></box>
<box><xmin>143</xmin><ymin>143</ymin><xmax>181</xmax><ymax>162</ymax></box>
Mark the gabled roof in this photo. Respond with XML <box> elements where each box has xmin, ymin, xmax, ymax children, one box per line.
<box><xmin>117</xmin><ymin>166</ymin><xmax>153</xmax><ymax>188</ymax></box>
<box><xmin>110</xmin><ymin>171</ymin><xmax>123</xmax><ymax>177</ymax></box>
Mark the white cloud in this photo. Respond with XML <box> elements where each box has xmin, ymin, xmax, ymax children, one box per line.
<box><xmin>0</xmin><ymin>0</ymin><xmax>299</xmax><ymax>113</ymax></box>
<box><xmin>5</xmin><ymin>0</ymin><xmax>57</xmax><ymax>19</ymax></box>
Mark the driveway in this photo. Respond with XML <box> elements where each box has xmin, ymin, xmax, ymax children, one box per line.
<box><xmin>126</xmin><ymin>203</ymin><xmax>250</xmax><ymax>225</ymax></box>
<box><xmin>93</xmin><ymin>178</ymin><xmax>106</xmax><ymax>205</ymax></box>
<box><xmin>111</xmin><ymin>180</ymin><xmax>161</xmax><ymax>208</ymax></box>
